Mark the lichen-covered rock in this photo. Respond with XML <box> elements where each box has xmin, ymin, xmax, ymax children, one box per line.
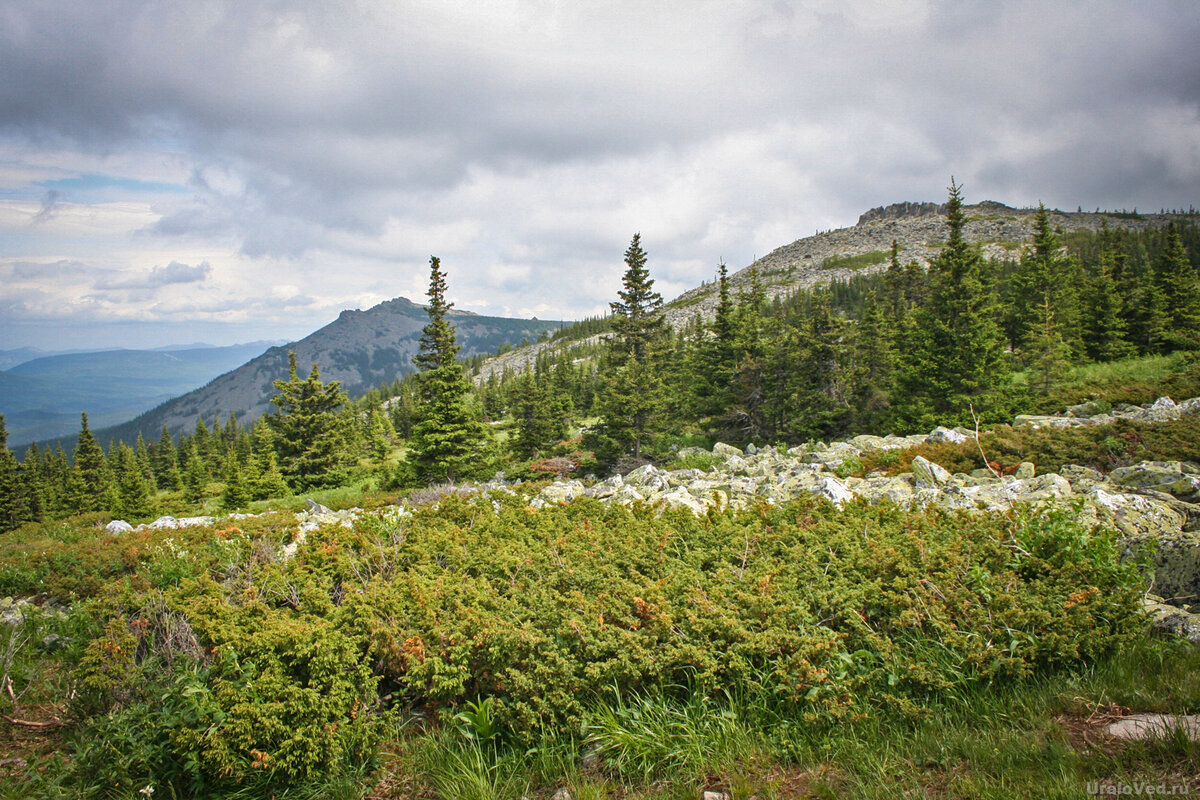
<box><xmin>849</xmin><ymin>434</ymin><xmax>908</xmax><ymax>452</ymax></box>
<box><xmin>1087</xmin><ymin>487</ymin><xmax>1186</xmax><ymax>539</ymax></box>
<box><xmin>1014</xmin><ymin>462</ymin><xmax>1036</xmax><ymax>480</ymax></box>
<box><xmin>609</xmin><ymin>485</ymin><xmax>646</xmax><ymax>506</ymax></box>
<box><xmin>655</xmin><ymin>488</ymin><xmax>709</xmax><ymax>515</ymax></box>
<box><xmin>1129</xmin><ymin>529</ymin><xmax>1200</xmax><ymax>605</ymax></box>
<box><xmin>1142</xmin><ymin>597</ymin><xmax>1200</xmax><ymax>645</ymax></box>
<box><xmin>1014</xmin><ymin>414</ymin><xmax>1089</xmax><ymax>429</ymax></box>
<box><xmin>1109</xmin><ymin>461</ymin><xmax>1200</xmax><ymax>503</ymax></box>
<box><xmin>1059</xmin><ymin>464</ymin><xmax>1104</xmax><ymax>492</ymax></box>
<box><xmin>1066</xmin><ymin>400</ymin><xmax>1107</xmax><ymax>417</ymax></box>
<box><xmin>927</xmin><ymin>426</ymin><xmax>970</xmax><ymax>444</ymax></box>
<box><xmin>587</xmin><ymin>475</ymin><xmax>624</xmax><ymax>499</ymax></box>
<box><xmin>854</xmin><ymin>475</ymin><xmax>916</xmax><ymax>506</ymax></box>
<box><xmin>305</xmin><ymin>499</ymin><xmax>333</xmax><ymax>515</ymax></box>
<box><xmin>533</xmin><ymin>480</ymin><xmax>586</xmax><ymax>507</ymax></box>
<box><xmin>807</xmin><ymin>476</ymin><xmax>855</xmax><ymax>507</ymax></box>
<box><xmin>712</xmin><ymin>442</ymin><xmax>743</xmax><ymax>458</ymax></box>
<box><xmin>723</xmin><ymin>454</ymin><xmax>752</xmax><ymax>475</ymax></box>
<box><xmin>105</xmin><ymin>519</ymin><xmax>134</xmax><ymax>534</ymax></box>
<box><xmin>910</xmin><ymin>455</ymin><xmax>951</xmax><ymax>489</ymax></box>
<box><xmin>624</xmin><ymin>465</ymin><xmax>669</xmax><ymax>491</ymax></box>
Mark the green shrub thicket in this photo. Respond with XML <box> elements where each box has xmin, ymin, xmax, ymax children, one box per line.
<box><xmin>1</xmin><ymin>492</ymin><xmax>1149</xmax><ymax>797</ymax></box>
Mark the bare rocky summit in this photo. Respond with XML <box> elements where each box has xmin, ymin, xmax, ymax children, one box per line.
<box><xmin>665</xmin><ymin>201</ymin><xmax>1189</xmax><ymax>327</ymax></box>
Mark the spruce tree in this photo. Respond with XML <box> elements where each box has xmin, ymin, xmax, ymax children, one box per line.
<box><xmin>688</xmin><ymin>262</ymin><xmax>736</xmax><ymax>426</ymax></box>
<box><xmin>850</xmin><ymin>290</ymin><xmax>897</xmax><ymax>426</ymax></box>
<box><xmin>154</xmin><ymin>425</ymin><xmax>183</xmax><ymax>491</ymax></box>
<box><xmin>0</xmin><ymin>415</ymin><xmax>31</xmax><ymax>531</ymax></box>
<box><xmin>895</xmin><ymin>180</ymin><xmax>1009</xmax><ymax>428</ymax></box>
<box><xmin>183</xmin><ymin>441</ymin><xmax>208</xmax><ymax>504</ymax></box>
<box><xmin>221</xmin><ymin>453</ymin><xmax>251</xmax><ymax>510</ymax></box>
<box><xmin>111</xmin><ymin>442</ymin><xmax>153</xmax><ymax>519</ymax></box>
<box><xmin>267</xmin><ymin>353</ymin><xmax>351</xmax><ymax>490</ymax></box>
<box><xmin>1081</xmin><ymin>231</ymin><xmax>1135</xmax><ymax>362</ymax></box>
<box><xmin>409</xmin><ymin>257</ymin><xmax>491</xmax><ymax>484</ymax></box>
<box><xmin>511</xmin><ymin>370</ymin><xmax>572</xmax><ymax>460</ymax></box>
<box><xmin>68</xmin><ymin>413</ymin><xmax>111</xmax><ymax>513</ymax></box>
<box><xmin>246</xmin><ymin>419</ymin><xmax>290</xmax><ymax>500</ymax></box>
<box><xmin>1153</xmin><ymin>222</ymin><xmax>1200</xmax><ymax>347</ymax></box>
<box><xmin>1004</xmin><ymin>204</ymin><xmax>1081</xmax><ymax>361</ymax></box>
<box><xmin>586</xmin><ymin>235</ymin><xmax>668</xmax><ymax>464</ymax></box>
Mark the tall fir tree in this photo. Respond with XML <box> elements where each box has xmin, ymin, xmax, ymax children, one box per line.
<box><xmin>266</xmin><ymin>352</ymin><xmax>351</xmax><ymax>490</ymax></box>
<box><xmin>0</xmin><ymin>415</ymin><xmax>32</xmax><ymax>531</ymax></box>
<box><xmin>1081</xmin><ymin>227</ymin><xmax>1135</xmax><ymax>362</ymax></box>
<box><xmin>248</xmin><ymin>419</ymin><xmax>290</xmax><ymax>500</ymax></box>
<box><xmin>1003</xmin><ymin>204</ymin><xmax>1081</xmax><ymax>361</ymax></box>
<box><xmin>586</xmin><ymin>235</ymin><xmax>668</xmax><ymax>464</ymax></box>
<box><xmin>1153</xmin><ymin>222</ymin><xmax>1200</xmax><ymax>348</ymax></box>
<box><xmin>409</xmin><ymin>256</ymin><xmax>491</xmax><ymax>484</ymax></box>
<box><xmin>153</xmin><ymin>424</ymin><xmax>184</xmax><ymax>491</ymax></box>
<box><xmin>221</xmin><ymin>452</ymin><xmax>251</xmax><ymax>510</ymax></box>
<box><xmin>183</xmin><ymin>440</ymin><xmax>208</xmax><ymax>504</ymax></box>
<box><xmin>510</xmin><ymin>370</ymin><xmax>572</xmax><ymax>460</ymax></box>
<box><xmin>688</xmin><ymin>262</ymin><xmax>737</xmax><ymax>426</ymax></box>
<box><xmin>110</xmin><ymin>442</ymin><xmax>153</xmax><ymax>519</ymax></box>
<box><xmin>895</xmin><ymin>180</ymin><xmax>1009</xmax><ymax>428</ymax></box>
<box><xmin>68</xmin><ymin>412</ymin><xmax>111</xmax><ymax>513</ymax></box>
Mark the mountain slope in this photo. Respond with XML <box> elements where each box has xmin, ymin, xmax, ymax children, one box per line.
<box><xmin>48</xmin><ymin>297</ymin><xmax>561</xmax><ymax>452</ymax></box>
<box><xmin>476</xmin><ymin>202</ymin><xmax>1192</xmax><ymax>382</ymax></box>
<box><xmin>2</xmin><ymin>343</ymin><xmax>278</xmax><ymax>447</ymax></box>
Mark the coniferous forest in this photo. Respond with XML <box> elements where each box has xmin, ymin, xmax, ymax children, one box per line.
<box><xmin>2</xmin><ymin>186</ymin><xmax>1200</xmax><ymax>799</ymax></box>
<box><xmin>5</xmin><ymin>185</ymin><xmax>1198</xmax><ymax>527</ymax></box>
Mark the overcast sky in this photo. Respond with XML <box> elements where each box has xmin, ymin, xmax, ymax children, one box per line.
<box><xmin>2</xmin><ymin>0</ymin><xmax>1198</xmax><ymax>350</ymax></box>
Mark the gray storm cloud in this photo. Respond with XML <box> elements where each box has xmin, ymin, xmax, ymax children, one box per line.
<box><xmin>92</xmin><ymin>261</ymin><xmax>213</xmax><ymax>291</ymax></box>
<box><xmin>1</xmin><ymin>0</ymin><xmax>1199</xmax><ymax>349</ymax></box>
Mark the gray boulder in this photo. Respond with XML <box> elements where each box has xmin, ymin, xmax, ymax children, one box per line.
<box><xmin>105</xmin><ymin>519</ymin><xmax>134</xmax><ymax>535</ymax></box>
<box><xmin>1109</xmin><ymin>461</ymin><xmax>1200</xmax><ymax>503</ymax></box>
<box><xmin>927</xmin><ymin>426</ymin><xmax>970</xmax><ymax>444</ymax></box>
<box><xmin>910</xmin><ymin>455</ymin><xmax>951</xmax><ymax>489</ymax></box>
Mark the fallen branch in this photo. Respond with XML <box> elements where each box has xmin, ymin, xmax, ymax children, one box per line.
<box><xmin>2</xmin><ymin>713</ymin><xmax>63</xmax><ymax>729</ymax></box>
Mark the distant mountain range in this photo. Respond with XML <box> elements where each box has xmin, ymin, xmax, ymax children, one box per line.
<box><xmin>24</xmin><ymin>297</ymin><xmax>561</xmax><ymax>453</ymax></box>
<box><xmin>1</xmin><ymin>342</ymin><xmax>282</xmax><ymax>447</ymax></box>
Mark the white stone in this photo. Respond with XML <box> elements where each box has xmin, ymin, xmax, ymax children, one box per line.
<box><xmin>1105</xmin><ymin>713</ymin><xmax>1200</xmax><ymax>741</ymax></box>
<box><xmin>927</xmin><ymin>426</ymin><xmax>969</xmax><ymax>444</ymax></box>
<box><xmin>105</xmin><ymin>520</ymin><xmax>134</xmax><ymax>534</ymax></box>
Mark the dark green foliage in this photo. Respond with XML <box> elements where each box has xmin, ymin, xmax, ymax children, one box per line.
<box><xmin>183</xmin><ymin>440</ymin><xmax>209</xmax><ymax>504</ymax></box>
<box><xmin>266</xmin><ymin>352</ymin><xmax>351</xmax><ymax>490</ymax></box>
<box><xmin>1081</xmin><ymin>228</ymin><xmax>1136</xmax><ymax>362</ymax></box>
<box><xmin>409</xmin><ymin>257</ymin><xmax>492</xmax><ymax>484</ymax></box>
<box><xmin>110</xmin><ymin>442</ymin><xmax>154</xmax><ymax>520</ymax></box>
<box><xmin>1153</xmin><ymin>222</ymin><xmax>1200</xmax><ymax>348</ymax></box>
<box><xmin>895</xmin><ymin>181</ymin><xmax>1010</xmax><ymax>428</ymax></box>
<box><xmin>0</xmin><ymin>415</ymin><xmax>32</xmax><ymax>531</ymax></box>
<box><xmin>1003</xmin><ymin>204</ymin><xmax>1082</xmax><ymax>361</ymax></box>
<box><xmin>510</xmin><ymin>371</ymin><xmax>572</xmax><ymax>459</ymax></box>
<box><xmin>587</xmin><ymin>235</ymin><xmax>669</xmax><ymax>464</ymax></box>
<box><xmin>221</xmin><ymin>453</ymin><xmax>251</xmax><ymax>510</ymax></box>
<box><xmin>68</xmin><ymin>413</ymin><xmax>110</xmax><ymax>513</ymax></box>
<box><xmin>608</xmin><ymin>233</ymin><xmax>666</xmax><ymax>366</ymax></box>
<box><xmin>328</xmin><ymin>494</ymin><xmax>1141</xmax><ymax>736</ymax></box>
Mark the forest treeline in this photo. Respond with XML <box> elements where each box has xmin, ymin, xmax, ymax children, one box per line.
<box><xmin>2</xmin><ymin>183</ymin><xmax>1199</xmax><ymax>530</ymax></box>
